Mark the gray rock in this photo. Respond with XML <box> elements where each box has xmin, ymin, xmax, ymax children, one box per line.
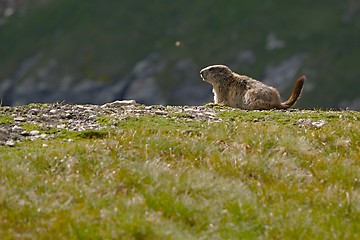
<box><xmin>29</xmin><ymin>130</ymin><xmax>40</xmax><ymax>136</ymax></box>
<box><xmin>294</xmin><ymin>119</ymin><xmax>327</xmax><ymax>128</ymax></box>
<box><xmin>0</xmin><ymin>128</ymin><xmax>9</xmax><ymax>142</ymax></box>
<box><xmin>266</xmin><ymin>32</ymin><xmax>286</xmax><ymax>50</ymax></box>
<box><xmin>101</xmin><ymin>100</ymin><xmax>137</xmax><ymax>108</ymax></box>
<box><xmin>125</xmin><ymin>77</ymin><xmax>166</xmax><ymax>105</ymax></box>
<box><xmin>14</xmin><ymin>117</ymin><xmax>26</xmax><ymax>122</ymax></box>
<box><xmin>123</xmin><ymin>54</ymin><xmax>167</xmax><ymax>104</ymax></box>
<box><xmin>338</xmin><ymin>98</ymin><xmax>360</xmax><ymax>110</ymax></box>
<box><xmin>230</xmin><ymin>49</ymin><xmax>256</xmax><ymax>69</ymax></box>
<box><xmin>342</xmin><ymin>0</ymin><xmax>360</xmax><ymax>23</ymax></box>
<box><xmin>170</xmin><ymin>58</ymin><xmax>212</xmax><ymax>105</ymax></box>
<box><xmin>5</xmin><ymin>140</ymin><xmax>16</xmax><ymax>147</ymax></box>
<box><xmin>263</xmin><ymin>53</ymin><xmax>306</xmax><ymax>92</ymax></box>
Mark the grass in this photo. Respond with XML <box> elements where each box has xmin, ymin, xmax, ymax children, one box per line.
<box><xmin>0</xmin><ymin>115</ymin><xmax>14</xmax><ymax>124</ymax></box>
<box><xmin>1</xmin><ymin>1</ymin><xmax>360</xmax><ymax>108</ymax></box>
<box><xmin>1</xmin><ymin>107</ymin><xmax>360</xmax><ymax>239</ymax></box>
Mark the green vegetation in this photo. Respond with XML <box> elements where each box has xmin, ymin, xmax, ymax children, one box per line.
<box><xmin>95</xmin><ymin>116</ymin><xmax>115</xmax><ymax>126</ymax></box>
<box><xmin>20</xmin><ymin>122</ymin><xmax>43</xmax><ymax>132</ymax></box>
<box><xmin>1</xmin><ymin>108</ymin><xmax>359</xmax><ymax>239</ymax></box>
<box><xmin>0</xmin><ymin>115</ymin><xmax>13</xmax><ymax>124</ymax></box>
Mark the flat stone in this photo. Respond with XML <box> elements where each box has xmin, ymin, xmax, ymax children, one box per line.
<box><xmin>29</xmin><ymin>130</ymin><xmax>40</xmax><ymax>136</ymax></box>
<box><xmin>14</xmin><ymin>117</ymin><xmax>26</xmax><ymax>122</ymax></box>
<box><xmin>12</xmin><ymin>125</ymin><xmax>23</xmax><ymax>131</ymax></box>
<box><xmin>5</xmin><ymin>140</ymin><xmax>16</xmax><ymax>147</ymax></box>
<box><xmin>101</xmin><ymin>100</ymin><xmax>136</xmax><ymax>108</ymax></box>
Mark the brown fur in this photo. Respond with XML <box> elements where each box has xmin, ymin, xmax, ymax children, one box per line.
<box><xmin>200</xmin><ymin>65</ymin><xmax>305</xmax><ymax>110</ymax></box>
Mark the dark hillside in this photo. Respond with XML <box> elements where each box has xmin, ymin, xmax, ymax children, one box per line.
<box><xmin>0</xmin><ymin>0</ymin><xmax>359</xmax><ymax>109</ymax></box>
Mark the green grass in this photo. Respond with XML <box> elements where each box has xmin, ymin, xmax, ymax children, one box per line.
<box><xmin>1</xmin><ymin>108</ymin><xmax>360</xmax><ymax>239</ymax></box>
<box><xmin>0</xmin><ymin>115</ymin><xmax>14</xmax><ymax>124</ymax></box>
<box><xmin>1</xmin><ymin>1</ymin><xmax>360</xmax><ymax>108</ymax></box>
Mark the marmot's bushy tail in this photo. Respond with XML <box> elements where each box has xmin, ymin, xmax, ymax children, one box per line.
<box><xmin>280</xmin><ymin>76</ymin><xmax>306</xmax><ymax>109</ymax></box>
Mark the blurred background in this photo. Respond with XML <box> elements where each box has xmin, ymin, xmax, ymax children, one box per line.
<box><xmin>0</xmin><ymin>0</ymin><xmax>359</xmax><ymax>109</ymax></box>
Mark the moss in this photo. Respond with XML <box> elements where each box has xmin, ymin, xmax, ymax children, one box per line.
<box><xmin>168</xmin><ymin>112</ymin><xmax>194</xmax><ymax>119</ymax></box>
<box><xmin>76</xmin><ymin>130</ymin><xmax>108</xmax><ymax>139</ymax></box>
<box><xmin>20</xmin><ymin>122</ymin><xmax>43</xmax><ymax>132</ymax></box>
<box><xmin>95</xmin><ymin>116</ymin><xmax>115</xmax><ymax>126</ymax></box>
<box><xmin>0</xmin><ymin>115</ymin><xmax>14</xmax><ymax>124</ymax></box>
<box><xmin>56</xmin><ymin>129</ymin><xmax>108</xmax><ymax>140</ymax></box>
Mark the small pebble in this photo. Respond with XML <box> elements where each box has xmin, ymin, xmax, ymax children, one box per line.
<box><xmin>29</xmin><ymin>130</ymin><xmax>40</xmax><ymax>136</ymax></box>
<box><xmin>5</xmin><ymin>140</ymin><xmax>16</xmax><ymax>147</ymax></box>
<box><xmin>14</xmin><ymin>117</ymin><xmax>26</xmax><ymax>122</ymax></box>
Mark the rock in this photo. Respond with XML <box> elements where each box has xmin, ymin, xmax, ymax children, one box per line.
<box><xmin>132</xmin><ymin>54</ymin><xmax>166</xmax><ymax>79</ymax></box>
<box><xmin>294</xmin><ymin>119</ymin><xmax>327</xmax><ymax>128</ymax></box>
<box><xmin>20</xmin><ymin>131</ymin><xmax>29</xmax><ymax>136</ymax></box>
<box><xmin>14</xmin><ymin>117</ymin><xmax>26</xmax><ymax>122</ymax></box>
<box><xmin>5</xmin><ymin>140</ymin><xmax>16</xmax><ymax>147</ymax></box>
<box><xmin>263</xmin><ymin>53</ymin><xmax>306</xmax><ymax>92</ymax></box>
<box><xmin>171</xmin><ymin>58</ymin><xmax>212</xmax><ymax>105</ymax></box>
<box><xmin>12</xmin><ymin>125</ymin><xmax>23</xmax><ymax>131</ymax></box>
<box><xmin>0</xmin><ymin>128</ymin><xmax>9</xmax><ymax>142</ymax></box>
<box><xmin>338</xmin><ymin>98</ymin><xmax>360</xmax><ymax>110</ymax></box>
<box><xmin>29</xmin><ymin>130</ymin><xmax>40</xmax><ymax>136</ymax></box>
<box><xmin>56</xmin><ymin>124</ymin><xmax>66</xmax><ymax>129</ymax></box>
<box><xmin>266</xmin><ymin>32</ymin><xmax>286</xmax><ymax>50</ymax></box>
<box><xmin>0</xmin><ymin>78</ymin><xmax>13</xmax><ymax>105</ymax></box>
<box><xmin>342</xmin><ymin>0</ymin><xmax>360</xmax><ymax>23</ymax></box>
<box><xmin>102</xmin><ymin>100</ymin><xmax>137</xmax><ymax>108</ymax></box>
<box><xmin>123</xmin><ymin>54</ymin><xmax>167</xmax><ymax>105</ymax></box>
<box><xmin>230</xmin><ymin>49</ymin><xmax>256</xmax><ymax>69</ymax></box>
<box><xmin>124</xmin><ymin>77</ymin><xmax>166</xmax><ymax>105</ymax></box>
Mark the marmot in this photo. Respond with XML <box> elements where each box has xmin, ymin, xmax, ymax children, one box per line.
<box><xmin>200</xmin><ymin>65</ymin><xmax>305</xmax><ymax>110</ymax></box>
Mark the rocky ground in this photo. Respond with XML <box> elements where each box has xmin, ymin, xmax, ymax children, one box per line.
<box><xmin>0</xmin><ymin>100</ymin><xmax>221</xmax><ymax>147</ymax></box>
<box><xmin>0</xmin><ymin>99</ymin><xmax>333</xmax><ymax>147</ymax></box>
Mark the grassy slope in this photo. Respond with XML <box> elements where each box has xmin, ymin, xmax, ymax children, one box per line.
<box><xmin>1</xmin><ymin>106</ymin><xmax>359</xmax><ymax>239</ymax></box>
<box><xmin>0</xmin><ymin>0</ymin><xmax>359</xmax><ymax>108</ymax></box>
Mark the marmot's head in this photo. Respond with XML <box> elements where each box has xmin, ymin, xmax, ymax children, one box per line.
<box><xmin>200</xmin><ymin>65</ymin><xmax>233</xmax><ymax>85</ymax></box>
